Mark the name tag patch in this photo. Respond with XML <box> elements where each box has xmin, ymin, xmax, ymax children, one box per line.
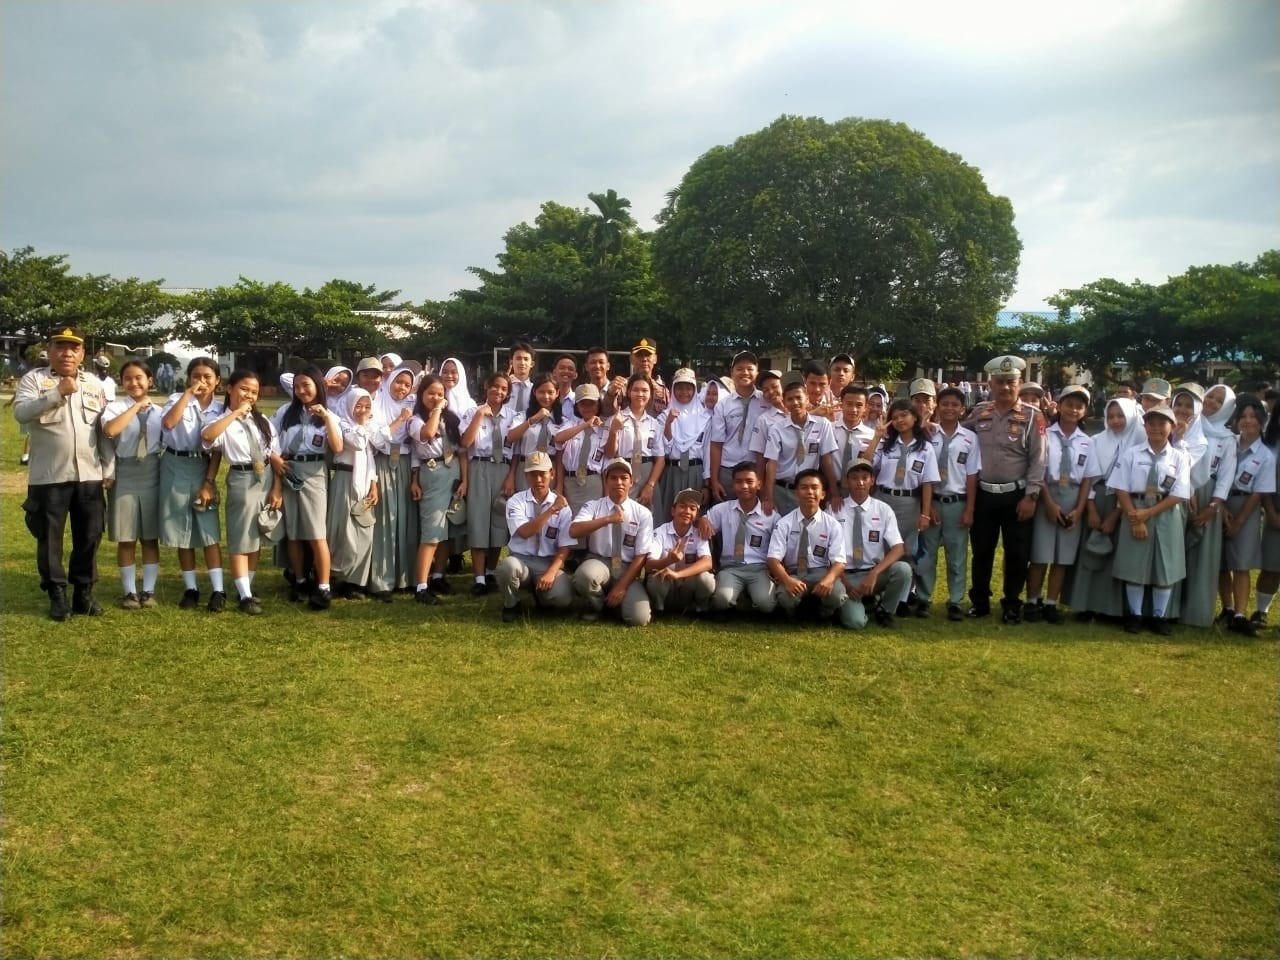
<box><xmin>749</xmin><ymin>534</ymin><xmax>762</xmax><ymax>548</ymax></box>
<box><xmin>869</xmin><ymin>530</ymin><xmax>881</xmax><ymax>543</ymax></box>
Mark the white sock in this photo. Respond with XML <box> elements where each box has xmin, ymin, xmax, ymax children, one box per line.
<box><xmin>208</xmin><ymin>568</ymin><xmax>225</xmax><ymax>592</ymax></box>
<box><xmin>234</xmin><ymin>576</ymin><xmax>253</xmax><ymax>600</ymax></box>
<box><xmin>317</xmin><ymin>582</ymin><xmax>330</xmax><ymax>593</ymax></box>
<box><xmin>1044</xmin><ymin>598</ymin><xmax>1057</xmax><ymax>607</ymax></box>
<box><xmin>1256</xmin><ymin>592</ymin><xmax>1274</xmax><ymax>614</ymax></box>
<box><xmin>1125</xmin><ymin>584</ymin><xmax>1145</xmax><ymax>617</ymax></box>
<box><xmin>142</xmin><ymin>563</ymin><xmax>159</xmax><ymax>593</ymax></box>
<box><xmin>182</xmin><ymin>569</ymin><xmax>198</xmax><ymax>590</ymax></box>
<box><xmin>119</xmin><ymin>564</ymin><xmax>137</xmax><ymax>595</ymax></box>
<box><xmin>475</xmin><ymin>575</ymin><xmax>486</xmax><ymax>585</ymax></box>
<box><xmin>417</xmin><ymin>581</ymin><xmax>430</xmax><ymax>592</ymax></box>
<box><xmin>1151</xmin><ymin>587</ymin><xmax>1171</xmax><ymax>618</ymax></box>
<box><xmin>431</xmin><ymin>572</ymin><xmax>445</xmax><ymax>581</ymax></box>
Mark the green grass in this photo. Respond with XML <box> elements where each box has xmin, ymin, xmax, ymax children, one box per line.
<box><xmin>2</xmin><ymin>405</ymin><xmax>1278</xmax><ymax>957</ymax></box>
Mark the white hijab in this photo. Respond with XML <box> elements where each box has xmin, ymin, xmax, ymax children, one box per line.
<box><xmin>667</xmin><ymin>379</ymin><xmax>710</xmax><ymax>447</ymax></box>
<box><xmin>342</xmin><ymin>387</ymin><xmax>375</xmax><ymax>498</ymax></box>
<box><xmin>439</xmin><ymin>357</ymin><xmax>476</xmax><ymax>417</ymax></box>
<box><xmin>1093</xmin><ymin>397</ymin><xmax>1145</xmax><ymax>478</ymax></box>
<box><xmin>324</xmin><ymin>365</ymin><xmax>353</xmax><ymax>406</ymax></box>
<box><xmin>375</xmin><ymin>362</ymin><xmax>419</xmax><ymax>443</ymax></box>
<box><xmin>1201</xmin><ymin>385</ymin><xmax>1237</xmax><ymax>441</ymax></box>
<box><xmin>1172</xmin><ymin>388</ymin><xmax>1211</xmax><ymax>486</ymax></box>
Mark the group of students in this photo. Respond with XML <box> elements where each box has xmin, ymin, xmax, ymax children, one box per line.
<box><xmin>73</xmin><ymin>343</ymin><xmax>1280</xmax><ymax>632</ymax></box>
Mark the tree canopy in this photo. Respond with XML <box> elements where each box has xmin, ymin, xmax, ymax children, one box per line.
<box><xmin>651</xmin><ymin>115</ymin><xmax>1021</xmax><ymax>367</ymax></box>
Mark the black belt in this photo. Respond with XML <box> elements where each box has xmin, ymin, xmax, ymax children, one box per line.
<box><xmin>285</xmin><ymin>454</ymin><xmax>325</xmax><ymax>462</ymax></box>
<box><xmin>881</xmin><ymin>488</ymin><xmax>921</xmax><ymax>498</ymax></box>
<box><xmin>470</xmin><ymin>455</ymin><xmax>512</xmax><ymax>464</ymax></box>
<box><xmin>628</xmin><ymin>456</ymin><xmax>657</xmax><ymax>464</ymax></box>
<box><xmin>778</xmin><ymin>479</ymin><xmax>798</xmax><ymax>490</ymax></box>
<box><xmin>675</xmin><ymin>457</ymin><xmax>704</xmax><ymax>466</ymax></box>
<box><xmin>229</xmin><ymin>463</ymin><xmax>256</xmax><ymax>472</ymax></box>
<box><xmin>1229</xmin><ymin>488</ymin><xmax>1251</xmax><ymax>497</ymax></box>
<box><xmin>333</xmin><ymin>464</ymin><xmax>353</xmax><ymax>472</ymax></box>
<box><xmin>164</xmin><ymin>446</ymin><xmax>203</xmax><ymax>458</ymax></box>
<box><xmin>516</xmin><ymin>453</ymin><xmax>553</xmax><ymax>461</ymax></box>
<box><xmin>936</xmin><ymin>494</ymin><xmax>966</xmax><ymax>504</ymax></box>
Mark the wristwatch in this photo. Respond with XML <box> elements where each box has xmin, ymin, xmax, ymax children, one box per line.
<box><xmin>1027</xmin><ymin>488</ymin><xmax>1040</xmax><ymax>502</ymax></box>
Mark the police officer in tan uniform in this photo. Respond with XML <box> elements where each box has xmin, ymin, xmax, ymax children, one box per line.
<box><xmin>963</xmin><ymin>355</ymin><xmax>1047</xmax><ymax>623</ymax></box>
<box><xmin>13</xmin><ymin>326</ymin><xmax>110</xmax><ymax>620</ymax></box>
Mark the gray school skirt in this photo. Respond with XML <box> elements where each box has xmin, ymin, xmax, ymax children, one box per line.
<box><xmin>1112</xmin><ymin>494</ymin><xmax>1186</xmax><ymax>586</ymax></box>
<box><xmin>283</xmin><ymin>458</ymin><xmax>328</xmax><ymax>540</ymax></box>
<box><xmin>466</xmin><ymin>458</ymin><xmax>510</xmax><ymax>549</ymax></box>
<box><xmin>159</xmin><ymin>452</ymin><xmax>220</xmax><ymax>549</ymax></box>
<box><xmin>225</xmin><ymin>466</ymin><xmax>270</xmax><ymax>555</ymax></box>
<box><xmin>418</xmin><ymin>457</ymin><xmax>460</xmax><ymax>545</ymax></box>
<box><xmin>1223</xmin><ymin>492</ymin><xmax>1263</xmax><ymax>571</ymax></box>
<box><xmin>108</xmin><ymin>455</ymin><xmax>161</xmax><ymax>543</ymax></box>
<box><xmin>1030</xmin><ymin>482</ymin><xmax>1085</xmax><ymax>565</ymax></box>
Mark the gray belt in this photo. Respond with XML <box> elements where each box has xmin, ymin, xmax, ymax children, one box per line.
<box><xmin>979</xmin><ymin>479</ymin><xmax>1026</xmax><ymax>494</ymax></box>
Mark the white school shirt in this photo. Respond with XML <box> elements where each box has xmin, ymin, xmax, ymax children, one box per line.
<box><xmin>1198</xmin><ymin>436</ymin><xmax>1237</xmax><ymax>501</ymax></box>
<box><xmin>272</xmin><ymin>408</ymin><xmax>334</xmax><ymax>459</ymax></box>
<box><xmin>160</xmin><ymin>393</ymin><xmax>225</xmax><ymax>451</ymax></box>
<box><xmin>703</xmin><ymin>498</ymin><xmax>777</xmax><ymax>566</ymax></box>
<box><xmin>648</xmin><ymin>521</ymin><xmax>713</xmax><ymax>570</ymax></box>
<box><xmin>710</xmin><ymin>390</ymin><xmax>766</xmax><ymax>465</ymax></box>
<box><xmin>459</xmin><ymin>406</ymin><xmax>516</xmax><ymax>461</ymax></box>
<box><xmin>503</xmin><ymin>379</ymin><xmax>533</xmax><ymax>416</ymax></box>
<box><xmin>511</xmin><ymin>409</ymin><xmax>561</xmax><ymax>457</ymax></box>
<box><xmin>927</xmin><ymin>424</ymin><xmax>981</xmax><ymax>496</ymax></box>
<box><xmin>101</xmin><ymin>398</ymin><xmax>165</xmax><ymax>459</ymax></box>
<box><xmin>767</xmin><ymin>507</ymin><xmax>848</xmax><ymax>572</ymax></box>
<box><xmin>1231</xmin><ymin>439</ymin><xmax>1277</xmax><ymax>495</ymax></box>
<box><xmin>1107</xmin><ymin>444</ymin><xmax>1193</xmax><ymax>500</ymax></box>
<box><xmin>567</xmin><ymin>496</ymin><xmax>654</xmax><ymax>561</ymax></box>
<box><xmin>832</xmin><ymin>420</ymin><xmax>877</xmax><ymax>476</ymax></box>
<box><xmin>612</xmin><ymin>409</ymin><xmax>666</xmax><ymax>460</ymax></box>
<box><xmin>764</xmin><ymin>414</ymin><xmax>837</xmax><ymax>480</ymax></box>
<box><xmin>1043</xmin><ymin>424</ymin><xmax>1096</xmax><ymax>486</ymax></box>
<box><xmin>333</xmin><ymin>421</ymin><xmax>380</xmax><ymax>494</ymax></box>
<box><xmin>506</xmin><ymin>488</ymin><xmax>572</xmax><ymax>557</ymax></box>
<box><xmin>558</xmin><ymin>418</ymin><xmax>610</xmax><ymax>475</ymax></box>
<box><xmin>747</xmin><ymin>406</ymin><xmax>787</xmax><ymax>457</ymax></box>
<box><xmin>407</xmin><ymin>416</ymin><xmax>458</xmax><ymax>466</ymax></box>
<box><xmin>203</xmin><ymin>415</ymin><xmax>280</xmax><ymax>464</ymax></box>
<box><xmin>834</xmin><ymin>496</ymin><xmax>903</xmax><ymax>571</ymax></box>
<box><xmin>663</xmin><ymin>405</ymin><xmax>711</xmax><ymax>461</ymax></box>
<box><xmin>872</xmin><ymin>438</ymin><xmax>941</xmax><ymax>490</ymax></box>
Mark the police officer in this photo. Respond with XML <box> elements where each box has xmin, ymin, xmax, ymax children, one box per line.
<box><xmin>964</xmin><ymin>355</ymin><xmax>1047</xmax><ymax>623</ymax></box>
<box><xmin>12</xmin><ymin>326</ymin><xmax>110</xmax><ymax>620</ymax></box>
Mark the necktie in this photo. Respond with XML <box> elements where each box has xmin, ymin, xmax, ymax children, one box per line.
<box><xmin>536</xmin><ymin>497</ymin><xmax>551</xmax><ymax>548</ymax></box>
<box><xmin>630</xmin><ymin>416</ymin><xmax>643</xmax><ymax>469</ymax></box>
<box><xmin>734</xmin><ymin>508</ymin><xmax>748</xmax><ymax>562</ymax></box>
<box><xmin>577</xmin><ymin>427</ymin><xmax>594</xmax><ymax>481</ymax></box>
<box><xmin>841</xmin><ymin>427</ymin><xmax>856</xmax><ymax>478</ymax></box>
<box><xmin>245</xmin><ymin>417</ymin><xmax>265</xmax><ymax>479</ymax></box>
<box><xmin>490</xmin><ymin>414</ymin><xmax>503</xmax><ymax>464</ymax></box>
<box><xmin>610</xmin><ymin>506</ymin><xmax>623</xmax><ymax>572</ymax></box>
<box><xmin>893</xmin><ymin>442</ymin><xmax>907</xmax><ymax>487</ymax></box>
<box><xmin>794</xmin><ymin>423</ymin><xmax>806</xmax><ymax>470</ymax></box>
<box><xmin>939</xmin><ymin>431</ymin><xmax>952</xmax><ymax>486</ymax></box>
<box><xmin>1145</xmin><ymin>450</ymin><xmax>1163</xmax><ymax>499</ymax></box>
<box><xmin>796</xmin><ymin>516</ymin><xmax>813</xmax><ymax>574</ymax></box>
<box><xmin>536</xmin><ymin>419</ymin><xmax>550</xmax><ymax>453</ymax></box>
<box><xmin>512</xmin><ymin>382</ymin><xmax>525</xmax><ymax>412</ymax></box>
<box><xmin>135</xmin><ymin>408</ymin><xmax>149</xmax><ymax>460</ymax></box>
<box><xmin>736</xmin><ymin>395</ymin><xmax>751</xmax><ymax>442</ymax></box>
<box><xmin>1058</xmin><ymin>433</ymin><xmax>1072</xmax><ymax>489</ymax></box>
<box><xmin>851</xmin><ymin>505</ymin><xmax>864</xmax><ymax>565</ymax></box>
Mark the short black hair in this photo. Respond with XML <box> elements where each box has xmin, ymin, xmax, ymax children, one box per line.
<box><xmin>801</xmin><ymin>359</ymin><xmax>827</xmax><ymax>379</ymax></box>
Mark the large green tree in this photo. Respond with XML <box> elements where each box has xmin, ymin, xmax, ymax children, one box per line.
<box><xmin>652</xmin><ymin>115</ymin><xmax>1021</xmax><ymax>365</ymax></box>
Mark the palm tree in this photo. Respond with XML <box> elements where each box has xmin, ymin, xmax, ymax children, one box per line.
<box><xmin>581</xmin><ymin>189</ymin><xmax>635</xmax><ymax>349</ymax></box>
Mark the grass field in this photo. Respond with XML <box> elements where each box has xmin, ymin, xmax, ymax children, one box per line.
<box><xmin>2</xmin><ymin>402</ymin><xmax>1278</xmax><ymax>957</ymax></box>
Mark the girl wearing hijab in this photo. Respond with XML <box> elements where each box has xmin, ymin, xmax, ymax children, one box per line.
<box><xmin>459</xmin><ymin>372</ymin><xmax>514</xmax><ymax>595</ymax></box>
<box><xmin>99</xmin><ymin>360</ymin><xmax>163</xmax><ymax>608</ymax></box>
<box><xmin>200</xmin><ymin>370</ymin><xmax>281</xmax><ymax>615</ymax></box>
<box><xmin>1255</xmin><ymin>410</ymin><xmax>1280</xmax><ymax>630</ymax></box>
<box><xmin>380</xmin><ymin>352</ymin><xmax>403</xmax><ymax>376</ymax></box>
<box><xmin>1173</xmin><ymin>384</ymin><xmax>1234</xmax><ymax>627</ymax></box>
<box><xmin>369</xmin><ymin>361</ymin><xmax>418</xmax><ymax>600</ymax></box>
<box><xmin>323</xmin><ymin>365</ymin><xmax>353</xmax><ymax>405</ymax></box>
<box><xmin>1070</xmin><ymin>397</ymin><xmax>1144</xmax><ymax>620</ymax></box>
<box><xmin>273</xmin><ymin>365</ymin><xmax>343</xmax><ymax>609</ymax></box>
<box><xmin>408</xmin><ymin>374</ymin><xmax>466</xmax><ymax>605</ymax></box>
<box><xmin>1218</xmin><ymin>395</ymin><xmax>1276</xmax><ymax>635</ymax></box>
<box><xmin>658</xmin><ymin>368</ymin><xmax>712</xmax><ymax>519</ymax></box>
<box><xmin>437</xmin><ymin>358</ymin><xmax>476</xmax><ymax>576</ymax></box>
<box><xmin>328</xmin><ymin>387</ymin><xmax>381</xmax><ymax>599</ymax></box>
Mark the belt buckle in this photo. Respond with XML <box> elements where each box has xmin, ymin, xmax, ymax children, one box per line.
<box><xmin>426</xmin><ymin>458</ymin><xmax>438</xmax><ymax>469</ymax></box>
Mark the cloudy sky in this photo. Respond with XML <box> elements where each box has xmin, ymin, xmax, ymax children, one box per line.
<box><xmin>2</xmin><ymin>0</ymin><xmax>1277</xmax><ymax>311</ymax></box>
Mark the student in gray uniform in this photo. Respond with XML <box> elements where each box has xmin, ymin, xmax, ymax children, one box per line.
<box><xmin>1256</xmin><ymin>412</ymin><xmax>1280</xmax><ymax>629</ymax></box>
<box><xmin>494</xmin><ymin>450</ymin><xmax>574</xmax><ymax>622</ymax></box>
<box><xmin>918</xmin><ymin>387</ymin><xmax>980</xmax><ymax>620</ymax></box>
<box><xmin>696</xmin><ymin>460</ymin><xmax>779</xmax><ymax>616</ymax></box>
<box><xmin>767</xmin><ymin>469</ymin><xmax>848</xmax><ymax>622</ymax></box>
<box><xmin>604</xmin><ymin>374</ymin><xmax>667</xmax><ymax>519</ymax></box>
<box><xmin>872</xmin><ymin>399</ymin><xmax>939</xmax><ymax>616</ymax></box>
<box><xmin>569</xmin><ymin>458</ymin><xmax>654</xmax><ymax>626</ymax></box>
<box><xmin>1110</xmin><ymin>405</ymin><xmax>1193</xmax><ymax>635</ymax></box>
<box><xmin>555</xmin><ymin>383</ymin><xmax>608</xmax><ymax>522</ymax></box>
<box><xmin>835</xmin><ymin>458</ymin><xmax>912</xmax><ymax>629</ymax></box>
<box><xmin>408</xmin><ymin>374</ymin><xmax>466</xmax><ymax>606</ymax></box>
<box><xmin>506</xmin><ymin>372</ymin><xmax>563</xmax><ymax>494</ymax></box>
<box><xmin>328</xmin><ymin>387</ymin><xmax>381</xmax><ymax>599</ymax></box>
<box><xmin>99</xmin><ymin>360</ymin><xmax>164</xmax><ymax>609</ymax></box>
<box><xmin>708</xmin><ymin>351</ymin><xmax>765</xmax><ymax>503</ymax></box>
<box><xmin>1173</xmin><ymin>384</ymin><xmax>1234</xmax><ymax>628</ymax></box>
<box><xmin>763</xmin><ymin>379</ymin><xmax>840</xmax><ymax>516</ymax></box>
<box><xmin>645</xmin><ymin>487</ymin><xmax>716</xmax><ymax>616</ymax></box>
<box><xmin>369</xmin><ymin>362</ymin><xmax>418</xmax><ymax>600</ymax></box>
<box><xmin>1217</xmin><ymin>395</ymin><xmax>1276</xmax><ymax>636</ymax></box>
<box><xmin>459</xmin><ymin>371</ymin><xmax>514</xmax><ymax>595</ymax></box>
<box><xmin>658</xmin><ymin>369</ymin><xmax>711</xmax><ymax>513</ymax></box>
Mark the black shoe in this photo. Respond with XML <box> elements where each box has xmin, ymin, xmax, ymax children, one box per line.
<box><xmin>501</xmin><ymin>604</ymin><xmax>521</xmax><ymax>623</ymax></box>
<box><xmin>48</xmin><ymin>585</ymin><xmax>70</xmax><ymax>622</ymax></box>
<box><xmin>121</xmin><ymin>592</ymin><xmax>141</xmax><ymax>611</ymax></box>
<box><xmin>470</xmin><ymin>582</ymin><xmax>490</xmax><ymax>597</ymax></box>
<box><xmin>239</xmin><ymin>596</ymin><xmax>263</xmax><ymax>615</ymax></box>
<box><xmin>946</xmin><ymin>604</ymin><xmax>964</xmax><ymax>622</ymax></box>
<box><xmin>370</xmin><ymin>590</ymin><xmax>394</xmax><ymax>603</ymax></box>
<box><xmin>138</xmin><ymin>591</ymin><xmax>157</xmax><ymax>609</ymax></box>
<box><xmin>1215</xmin><ymin>608</ymin><xmax>1235</xmax><ymax>627</ymax></box>
<box><xmin>1150</xmin><ymin>617</ymin><xmax>1172</xmax><ymax>637</ymax></box>
<box><xmin>1124</xmin><ymin>615</ymin><xmax>1143</xmax><ymax>635</ymax></box>
<box><xmin>1250</xmin><ymin>610</ymin><xmax>1268</xmax><ymax>627</ymax></box>
<box><xmin>1023</xmin><ymin>601</ymin><xmax>1043</xmax><ymax>623</ymax></box>
<box><xmin>309</xmin><ymin>590</ymin><xmax>331</xmax><ymax>611</ymax></box>
<box><xmin>1074</xmin><ymin>610</ymin><xmax>1095</xmax><ymax>623</ymax></box>
<box><xmin>874</xmin><ymin>605</ymin><xmax>895</xmax><ymax>628</ymax></box>
<box><xmin>1042</xmin><ymin>604</ymin><xmax>1064</xmax><ymax>625</ymax></box>
<box><xmin>415</xmin><ymin>587</ymin><xmax>439</xmax><ymax>605</ymax></box>
<box><xmin>1230</xmin><ymin>614</ymin><xmax>1259</xmax><ymax>637</ymax></box>
<box><xmin>966</xmin><ymin>606</ymin><xmax>990</xmax><ymax>619</ymax></box>
<box><xmin>912</xmin><ymin>597</ymin><xmax>930</xmax><ymax>618</ymax></box>
<box><xmin>1001</xmin><ymin>607</ymin><xmax>1022</xmax><ymax>625</ymax></box>
<box><xmin>429</xmin><ymin>578</ymin><xmax>454</xmax><ymax>595</ymax></box>
<box><xmin>207</xmin><ymin>591</ymin><xmax>227</xmax><ymax>613</ymax></box>
<box><xmin>72</xmin><ymin>588</ymin><xmax>103</xmax><ymax>616</ymax></box>
<box><xmin>179</xmin><ymin>588</ymin><xmax>200</xmax><ymax>610</ymax></box>
<box><xmin>895</xmin><ymin>601</ymin><xmax>910</xmax><ymax>618</ymax></box>
<box><xmin>485</xmin><ymin>574</ymin><xmax>497</xmax><ymax>590</ymax></box>
<box><xmin>446</xmin><ymin>554</ymin><xmax>464</xmax><ymax>574</ymax></box>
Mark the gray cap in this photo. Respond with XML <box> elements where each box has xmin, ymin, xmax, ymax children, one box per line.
<box><xmin>1141</xmin><ymin>378</ymin><xmax>1172</xmax><ymax>400</ymax></box>
<box><xmin>1019</xmin><ymin>381</ymin><xmax>1045</xmax><ymax>397</ymax></box>
<box><xmin>845</xmin><ymin>457</ymin><xmax>876</xmax><ymax>476</ymax></box>
<box><xmin>909</xmin><ymin>378</ymin><xmax>936</xmax><ymax>398</ymax></box>
<box><xmin>673</xmin><ymin>487</ymin><xmax>702</xmax><ymax>506</ymax></box>
<box><xmin>1143</xmin><ymin>404</ymin><xmax>1177</xmax><ymax>425</ymax></box>
<box><xmin>1057</xmin><ymin>384</ymin><xmax>1091</xmax><ymax>405</ymax></box>
<box><xmin>672</xmin><ymin>367</ymin><xmax>697</xmax><ymax>388</ymax></box>
<box><xmin>1173</xmin><ymin>382</ymin><xmax>1205</xmax><ymax>402</ymax></box>
<box><xmin>523</xmin><ymin>450</ymin><xmax>554</xmax><ymax>473</ymax></box>
<box><xmin>601</xmin><ymin>457</ymin><xmax>633</xmax><ymax>477</ymax></box>
<box><xmin>573</xmin><ymin>383</ymin><xmax>601</xmax><ymax>403</ymax></box>
<box><xmin>355</xmin><ymin>356</ymin><xmax>382</xmax><ymax>374</ymax></box>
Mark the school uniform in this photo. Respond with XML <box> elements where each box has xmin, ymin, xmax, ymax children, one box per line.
<box><xmin>710</xmin><ymin>390</ymin><xmax>766</xmax><ymax>494</ymax></box>
<box><xmin>369</xmin><ymin>400</ymin><xmax>415</xmax><ymax>594</ymax></box>
<box><xmin>1109</xmin><ymin>443</ymin><xmax>1193</xmax><ymax>586</ymax></box>
<box><xmin>159</xmin><ymin>392</ymin><xmax>225</xmax><ymax>549</ymax></box>
<box><xmin>101</xmin><ymin>398</ymin><xmax>163</xmax><ymax>546</ymax></box>
<box><xmin>1224</xmin><ymin>439</ymin><xmax>1277</xmax><ymax>571</ymax></box>
<box><xmin>873</xmin><ymin>437</ymin><xmax>940</xmax><ymax>605</ymax></box>
<box><xmin>747</xmin><ymin>406</ymin><xmax>787</xmax><ymax>464</ymax></box>
<box><xmin>272</xmin><ymin>410</ymin><xmax>334</xmax><ymax>541</ymax></box>
<box><xmin>917</xmin><ymin>424</ymin><xmax>981</xmax><ymax>610</ymax></box>
<box><xmin>1179</xmin><ymin>433</ymin><xmax>1235</xmax><ymax>626</ymax></box>
<box><xmin>658</xmin><ymin>404</ymin><xmax>711</xmax><ymax>515</ymax></box>
<box><xmin>203</xmin><ymin>416</ymin><xmax>279</xmax><ymax>555</ymax></box>
<box><xmin>1262</xmin><ymin>452</ymin><xmax>1280</xmax><ymax>573</ymax></box>
<box><xmin>558</xmin><ymin>417</ymin><xmax>608</xmax><ymax>522</ymax></box>
<box><xmin>493</xmin><ymin>488</ymin><xmax>574</xmax><ymax>611</ymax></box>
<box><xmin>327</xmin><ymin>420</ymin><xmax>381</xmax><ymax>589</ymax></box>
<box><xmin>767</xmin><ymin>507</ymin><xmax>848</xmax><ymax>617</ymax></box>
<box><xmin>832</xmin><ymin>420</ymin><xmax>877</xmax><ymax>491</ymax></box>
<box><xmin>645</xmin><ymin>521</ymin><xmax>715</xmax><ymax>614</ymax></box>
<box><xmin>702</xmin><ymin>498</ymin><xmax>779</xmax><ymax>613</ymax></box>
<box><xmin>611</xmin><ymin>409</ymin><xmax>667</xmax><ymax>521</ymax></box>
<box><xmin>833</xmin><ymin>496</ymin><xmax>912</xmax><ymax>629</ymax></box>
<box><xmin>503</xmin><ymin>379</ymin><xmax>533</xmax><ymax>418</ymax></box>
<box><xmin>569</xmin><ymin>496</ymin><xmax>654</xmax><ymax>626</ymax></box>
<box><xmin>408</xmin><ymin>416</ymin><xmax>461</xmax><ymax>546</ymax></box>
<box><xmin>510</xmin><ymin>409</ymin><xmax>560</xmax><ymax>492</ymax></box>
<box><xmin>764</xmin><ymin>414</ymin><xmax>837</xmax><ymax>515</ymax></box>
<box><xmin>459</xmin><ymin>406</ymin><xmax>516</xmax><ymax>552</ymax></box>
<box><xmin>1030</xmin><ymin>424</ymin><xmax>1095</xmax><ymax>564</ymax></box>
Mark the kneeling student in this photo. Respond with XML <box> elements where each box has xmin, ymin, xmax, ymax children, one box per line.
<box><xmin>836</xmin><ymin>458</ymin><xmax>913</xmax><ymax>629</ymax></box>
<box><xmin>767</xmin><ymin>469</ymin><xmax>848</xmax><ymax>620</ymax></box>
<box><xmin>696</xmin><ymin>460</ymin><xmax>779</xmax><ymax>615</ymax></box>
<box><xmin>646</xmin><ymin>487</ymin><xmax>715</xmax><ymax>615</ymax></box>
<box><xmin>569</xmin><ymin>458</ymin><xmax>654</xmax><ymax>625</ymax></box>
<box><xmin>494</xmin><ymin>451</ymin><xmax>574</xmax><ymax>622</ymax></box>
